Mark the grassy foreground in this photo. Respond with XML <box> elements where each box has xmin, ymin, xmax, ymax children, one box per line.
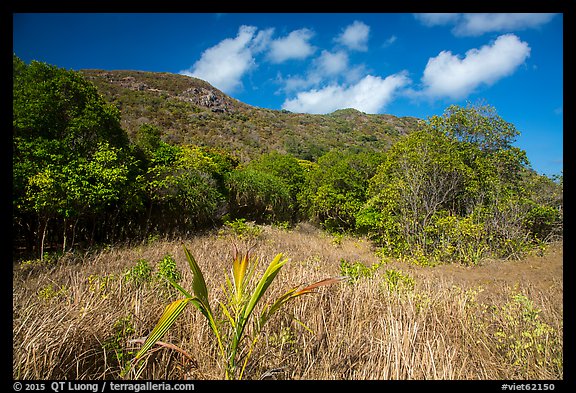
<box><xmin>13</xmin><ymin>223</ymin><xmax>563</xmax><ymax>380</ymax></box>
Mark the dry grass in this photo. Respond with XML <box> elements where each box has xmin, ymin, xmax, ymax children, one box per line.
<box><xmin>13</xmin><ymin>222</ymin><xmax>563</xmax><ymax>380</ymax></box>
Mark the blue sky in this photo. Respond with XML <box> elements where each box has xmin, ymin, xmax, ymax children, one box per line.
<box><xmin>13</xmin><ymin>13</ymin><xmax>563</xmax><ymax>177</ymax></box>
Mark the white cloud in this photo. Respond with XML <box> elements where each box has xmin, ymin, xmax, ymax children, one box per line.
<box><xmin>453</xmin><ymin>13</ymin><xmax>557</xmax><ymax>36</ymax></box>
<box><xmin>250</xmin><ymin>28</ymin><xmax>275</xmax><ymax>53</ymax></box>
<box><xmin>414</xmin><ymin>13</ymin><xmax>557</xmax><ymax>36</ymax></box>
<box><xmin>315</xmin><ymin>50</ymin><xmax>349</xmax><ymax>76</ymax></box>
<box><xmin>281</xmin><ymin>72</ymin><xmax>410</xmax><ymax>114</ymax></box>
<box><xmin>277</xmin><ymin>50</ymin><xmax>349</xmax><ymax>94</ymax></box>
<box><xmin>267</xmin><ymin>28</ymin><xmax>316</xmax><ymax>63</ymax></box>
<box><xmin>418</xmin><ymin>34</ymin><xmax>531</xmax><ymax>99</ymax></box>
<box><xmin>180</xmin><ymin>25</ymin><xmax>273</xmax><ymax>93</ymax></box>
<box><xmin>383</xmin><ymin>35</ymin><xmax>397</xmax><ymax>47</ymax></box>
<box><xmin>414</xmin><ymin>13</ymin><xmax>460</xmax><ymax>26</ymax></box>
<box><xmin>279</xmin><ymin>74</ymin><xmax>317</xmax><ymax>93</ymax></box>
<box><xmin>335</xmin><ymin>20</ymin><xmax>370</xmax><ymax>51</ymax></box>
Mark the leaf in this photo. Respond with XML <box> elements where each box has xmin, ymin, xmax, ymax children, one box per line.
<box><xmin>260</xmin><ymin>276</ymin><xmax>345</xmax><ymax>328</ymax></box>
<box><xmin>181</xmin><ymin>246</ymin><xmax>225</xmax><ymax>359</ymax></box>
<box><xmin>292</xmin><ymin>276</ymin><xmax>346</xmax><ymax>296</ymax></box>
<box><xmin>183</xmin><ymin>245</ymin><xmax>209</xmax><ymax>304</ymax></box>
<box><xmin>231</xmin><ymin>244</ymin><xmax>250</xmax><ymax>303</ymax></box>
<box><xmin>166</xmin><ymin>275</ymin><xmax>192</xmax><ymax>298</ymax></box>
<box><xmin>133</xmin><ymin>297</ymin><xmax>191</xmax><ymax>361</ymax></box>
<box><xmin>219</xmin><ymin>301</ymin><xmax>236</xmax><ymax>328</ymax></box>
<box><xmin>242</xmin><ymin>253</ymin><xmax>287</xmax><ymax>322</ymax></box>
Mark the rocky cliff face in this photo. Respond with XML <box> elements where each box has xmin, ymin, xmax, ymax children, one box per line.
<box><xmin>177</xmin><ymin>87</ymin><xmax>231</xmax><ymax>113</ymax></box>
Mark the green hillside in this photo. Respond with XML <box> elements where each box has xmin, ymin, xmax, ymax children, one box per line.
<box><xmin>80</xmin><ymin>69</ymin><xmax>420</xmax><ymax>161</ymax></box>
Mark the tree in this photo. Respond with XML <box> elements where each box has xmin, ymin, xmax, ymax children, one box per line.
<box><xmin>134</xmin><ymin>123</ymin><xmax>162</xmax><ymax>159</ymax></box>
<box><xmin>362</xmin><ymin>102</ymin><xmax>549</xmax><ymax>262</ymax></box>
<box><xmin>13</xmin><ymin>56</ymin><xmax>128</xmax><ymax>154</ymax></box>
<box><xmin>243</xmin><ymin>152</ymin><xmax>307</xmax><ymax>221</ymax></box>
<box><xmin>300</xmin><ymin>149</ymin><xmax>384</xmax><ymax>232</ymax></box>
<box><xmin>13</xmin><ymin>55</ymin><xmax>133</xmax><ymax>257</ymax></box>
<box><xmin>225</xmin><ymin>168</ymin><xmax>292</xmax><ymax>223</ymax></box>
<box><xmin>430</xmin><ymin>101</ymin><xmax>520</xmax><ymax>153</ymax></box>
<box><xmin>63</xmin><ymin>142</ymin><xmax>138</xmax><ymax>247</ymax></box>
<box><xmin>144</xmin><ymin>144</ymin><xmax>229</xmax><ymax>233</ymax></box>
<box><xmin>362</xmin><ymin>128</ymin><xmax>469</xmax><ymax>256</ymax></box>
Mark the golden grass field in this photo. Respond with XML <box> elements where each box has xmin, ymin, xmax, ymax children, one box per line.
<box><xmin>13</xmin><ymin>222</ymin><xmax>563</xmax><ymax>380</ymax></box>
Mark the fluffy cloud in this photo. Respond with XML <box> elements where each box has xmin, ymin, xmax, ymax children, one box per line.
<box><xmin>315</xmin><ymin>50</ymin><xmax>349</xmax><ymax>75</ymax></box>
<box><xmin>335</xmin><ymin>20</ymin><xmax>370</xmax><ymax>51</ymax></box>
<box><xmin>180</xmin><ymin>25</ymin><xmax>273</xmax><ymax>93</ymax></box>
<box><xmin>418</xmin><ymin>34</ymin><xmax>531</xmax><ymax>99</ymax></box>
<box><xmin>281</xmin><ymin>72</ymin><xmax>410</xmax><ymax>114</ymax></box>
<box><xmin>453</xmin><ymin>13</ymin><xmax>557</xmax><ymax>36</ymax></box>
<box><xmin>414</xmin><ymin>13</ymin><xmax>557</xmax><ymax>36</ymax></box>
<box><xmin>278</xmin><ymin>50</ymin><xmax>350</xmax><ymax>94</ymax></box>
<box><xmin>267</xmin><ymin>28</ymin><xmax>316</xmax><ymax>63</ymax></box>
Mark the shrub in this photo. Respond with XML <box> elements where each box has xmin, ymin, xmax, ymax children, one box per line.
<box><xmin>37</xmin><ymin>284</ymin><xmax>69</xmax><ymax>301</ymax></box>
<box><xmin>225</xmin><ymin>169</ymin><xmax>291</xmax><ymax>223</ymax></box>
<box><xmin>382</xmin><ymin>269</ymin><xmax>414</xmax><ymax>293</ymax></box>
<box><xmin>300</xmin><ymin>149</ymin><xmax>384</xmax><ymax>232</ymax></box>
<box><xmin>103</xmin><ymin>316</ymin><xmax>136</xmax><ymax>372</ymax></box>
<box><xmin>493</xmin><ymin>291</ymin><xmax>561</xmax><ymax>375</ymax></box>
<box><xmin>156</xmin><ymin>254</ymin><xmax>182</xmax><ymax>283</ymax></box>
<box><xmin>339</xmin><ymin>259</ymin><xmax>380</xmax><ymax>283</ymax></box>
<box><xmin>124</xmin><ymin>259</ymin><xmax>153</xmax><ymax>286</ymax></box>
<box><xmin>219</xmin><ymin>218</ymin><xmax>263</xmax><ymax>240</ymax></box>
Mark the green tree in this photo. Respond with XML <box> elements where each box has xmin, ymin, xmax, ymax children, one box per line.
<box><xmin>244</xmin><ymin>152</ymin><xmax>307</xmax><ymax>221</ymax></box>
<box><xmin>13</xmin><ymin>55</ymin><xmax>133</xmax><ymax>257</ymax></box>
<box><xmin>225</xmin><ymin>168</ymin><xmax>292</xmax><ymax>223</ymax></box>
<box><xmin>362</xmin><ymin>128</ymin><xmax>469</xmax><ymax>257</ymax></box>
<box><xmin>362</xmin><ymin>102</ymin><xmax>548</xmax><ymax>262</ymax></box>
<box><xmin>63</xmin><ymin>142</ymin><xmax>138</xmax><ymax>247</ymax></box>
<box><xmin>144</xmin><ymin>144</ymin><xmax>228</xmax><ymax>233</ymax></box>
<box><xmin>300</xmin><ymin>149</ymin><xmax>384</xmax><ymax>232</ymax></box>
<box><xmin>134</xmin><ymin>123</ymin><xmax>162</xmax><ymax>159</ymax></box>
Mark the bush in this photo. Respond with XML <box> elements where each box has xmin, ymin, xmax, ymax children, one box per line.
<box><xmin>339</xmin><ymin>259</ymin><xmax>380</xmax><ymax>283</ymax></box>
<box><xmin>425</xmin><ymin>212</ymin><xmax>486</xmax><ymax>265</ymax></box>
<box><xmin>156</xmin><ymin>254</ymin><xmax>182</xmax><ymax>283</ymax></box>
<box><xmin>225</xmin><ymin>169</ymin><xmax>291</xmax><ymax>223</ymax></box>
<box><xmin>124</xmin><ymin>259</ymin><xmax>153</xmax><ymax>286</ymax></box>
<box><xmin>382</xmin><ymin>269</ymin><xmax>414</xmax><ymax>293</ymax></box>
<box><xmin>299</xmin><ymin>149</ymin><xmax>384</xmax><ymax>232</ymax></box>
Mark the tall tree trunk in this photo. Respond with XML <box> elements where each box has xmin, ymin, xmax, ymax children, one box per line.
<box><xmin>62</xmin><ymin>217</ymin><xmax>67</xmax><ymax>254</ymax></box>
<box><xmin>40</xmin><ymin>216</ymin><xmax>49</xmax><ymax>262</ymax></box>
<box><xmin>70</xmin><ymin>218</ymin><xmax>79</xmax><ymax>251</ymax></box>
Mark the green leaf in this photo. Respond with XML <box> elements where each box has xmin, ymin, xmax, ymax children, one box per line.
<box><xmin>134</xmin><ymin>297</ymin><xmax>191</xmax><ymax>361</ymax></box>
<box><xmin>242</xmin><ymin>253</ymin><xmax>287</xmax><ymax>322</ymax></box>
<box><xmin>183</xmin><ymin>245</ymin><xmax>209</xmax><ymax>304</ymax></box>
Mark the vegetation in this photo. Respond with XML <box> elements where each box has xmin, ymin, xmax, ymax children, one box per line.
<box><xmin>79</xmin><ymin>70</ymin><xmax>417</xmax><ymax>160</ymax></box>
<box><xmin>14</xmin><ymin>56</ymin><xmax>561</xmax><ymax>264</ymax></box>
<box><xmin>358</xmin><ymin>103</ymin><xmax>562</xmax><ymax>264</ymax></box>
<box><xmin>12</xmin><ymin>56</ymin><xmax>563</xmax><ymax>380</ymax></box>
<box><xmin>131</xmin><ymin>245</ymin><xmax>341</xmax><ymax>379</ymax></box>
<box><xmin>13</xmin><ymin>225</ymin><xmax>563</xmax><ymax>379</ymax></box>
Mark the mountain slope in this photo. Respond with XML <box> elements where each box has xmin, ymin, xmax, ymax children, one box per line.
<box><xmin>80</xmin><ymin>69</ymin><xmax>420</xmax><ymax>161</ymax></box>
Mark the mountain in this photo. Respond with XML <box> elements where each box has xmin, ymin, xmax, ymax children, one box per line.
<box><xmin>80</xmin><ymin>69</ymin><xmax>420</xmax><ymax>161</ymax></box>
